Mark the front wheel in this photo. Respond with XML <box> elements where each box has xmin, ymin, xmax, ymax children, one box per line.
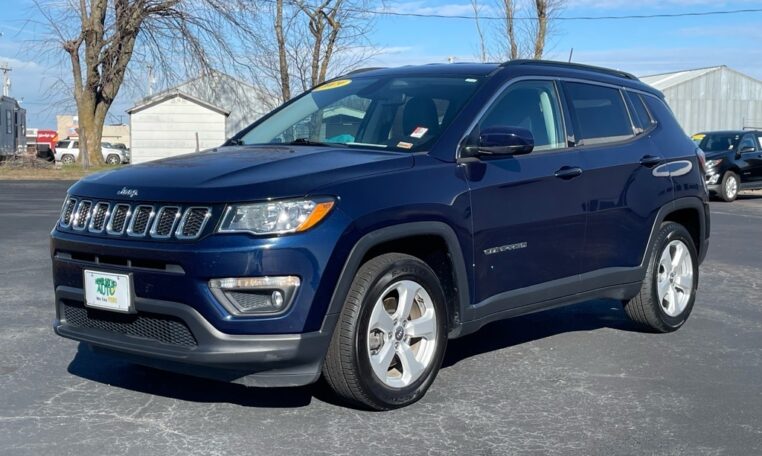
<box><xmin>719</xmin><ymin>171</ymin><xmax>739</xmax><ymax>202</ymax></box>
<box><xmin>60</xmin><ymin>154</ymin><xmax>75</xmax><ymax>165</ymax></box>
<box><xmin>623</xmin><ymin>222</ymin><xmax>698</xmax><ymax>332</ymax></box>
<box><xmin>323</xmin><ymin>253</ymin><xmax>447</xmax><ymax>410</ymax></box>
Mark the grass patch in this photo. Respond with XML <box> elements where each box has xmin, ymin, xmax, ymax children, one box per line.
<box><xmin>0</xmin><ymin>157</ymin><xmax>117</xmax><ymax>180</ymax></box>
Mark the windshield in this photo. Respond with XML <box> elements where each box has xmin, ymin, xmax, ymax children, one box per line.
<box><xmin>699</xmin><ymin>133</ymin><xmax>741</xmax><ymax>152</ymax></box>
<box><xmin>236</xmin><ymin>75</ymin><xmax>483</xmax><ymax>152</ymax></box>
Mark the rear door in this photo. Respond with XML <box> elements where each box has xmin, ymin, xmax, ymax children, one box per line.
<box><xmin>465</xmin><ymin>79</ymin><xmax>588</xmax><ymax>307</ymax></box>
<box><xmin>562</xmin><ymin>82</ymin><xmax>674</xmax><ymax>278</ymax></box>
<box><xmin>742</xmin><ymin>133</ymin><xmax>762</xmax><ymax>183</ymax></box>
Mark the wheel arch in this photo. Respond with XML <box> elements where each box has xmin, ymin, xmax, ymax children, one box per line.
<box><xmin>320</xmin><ymin>222</ymin><xmax>471</xmax><ymax>339</ymax></box>
<box><xmin>645</xmin><ymin>197</ymin><xmax>709</xmax><ymax>267</ymax></box>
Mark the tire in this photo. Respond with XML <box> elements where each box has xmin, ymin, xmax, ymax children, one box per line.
<box><xmin>719</xmin><ymin>171</ymin><xmax>739</xmax><ymax>202</ymax></box>
<box><xmin>323</xmin><ymin>253</ymin><xmax>448</xmax><ymax>410</ymax></box>
<box><xmin>623</xmin><ymin>222</ymin><xmax>699</xmax><ymax>333</ymax></box>
<box><xmin>61</xmin><ymin>154</ymin><xmax>76</xmax><ymax>165</ymax></box>
<box><xmin>105</xmin><ymin>154</ymin><xmax>121</xmax><ymax>165</ymax></box>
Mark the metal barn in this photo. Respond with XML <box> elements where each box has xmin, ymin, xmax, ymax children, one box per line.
<box><xmin>641</xmin><ymin>66</ymin><xmax>762</xmax><ymax>136</ymax></box>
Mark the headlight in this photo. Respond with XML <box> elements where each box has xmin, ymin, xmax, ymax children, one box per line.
<box><xmin>705</xmin><ymin>159</ymin><xmax>723</xmax><ymax>169</ymax></box>
<box><xmin>217</xmin><ymin>198</ymin><xmax>335</xmax><ymax>235</ymax></box>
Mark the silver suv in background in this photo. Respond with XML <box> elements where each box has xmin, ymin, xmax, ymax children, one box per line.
<box><xmin>54</xmin><ymin>140</ymin><xmax>130</xmax><ymax>165</ymax></box>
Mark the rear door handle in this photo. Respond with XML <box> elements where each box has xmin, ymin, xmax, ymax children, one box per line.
<box><xmin>554</xmin><ymin>166</ymin><xmax>583</xmax><ymax>180</ymax></box>
<box><xmin>640</xmin><ymin>155</ymin><xmax>663</xmax><ymax>167</ymax></box>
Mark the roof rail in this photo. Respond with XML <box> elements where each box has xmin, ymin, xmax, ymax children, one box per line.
<box><xmin>500</xmin><ymin>59</ymin><xmax>638</xmax><ymax>81</ymax></box>
<box><xmin>344</xmin><ymin>67</ymin><xmax>387</xmax><ymax>76</ymax></box>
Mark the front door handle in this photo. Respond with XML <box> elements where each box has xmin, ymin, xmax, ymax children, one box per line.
<box><xmin>554</xmin><ymin>166</ymin><xmax>583</xmax><ymax>180</ymax></box>
<box><xmin>640</xmin><ymin>155</ymin><xmax>663</xmax><ymax>167</ymax></box>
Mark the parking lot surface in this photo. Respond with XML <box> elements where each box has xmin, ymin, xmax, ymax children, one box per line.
<box><xmin>1</xmin><ymin>180</ymin><xmax>761</xmax><ymax>455</ymax></box>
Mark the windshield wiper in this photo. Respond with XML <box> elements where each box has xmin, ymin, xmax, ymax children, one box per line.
<box><xmin>286</xmin><ymin>138</ymin><xmax>347</xmax><ymax>147</ymax></box>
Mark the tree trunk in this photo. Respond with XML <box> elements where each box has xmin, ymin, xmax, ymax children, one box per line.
<box><xmin>275</xmin><ymin>0</ymin><xmax>291</xmax><ymax>101</ymax></box>
<box><xmin>503</xmin><ymin>0</ymin><xmax>518</xmax><ymax>60</ymax></box>
<box><xmin>534</xmin><ymin>0</ymin><xmax>548</xmax><ymax>60</ymax></box>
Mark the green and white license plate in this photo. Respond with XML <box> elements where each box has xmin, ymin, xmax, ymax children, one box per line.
<box><xmin>83</xmin><ymin>270</ymin><xmax>134</xmax><ymax>313</ymax></box>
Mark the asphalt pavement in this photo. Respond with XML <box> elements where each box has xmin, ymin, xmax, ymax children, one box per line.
<box><xmin>1</xmin><ymin>180</ymin><xmax>761</xmax><ymax>455</ymax></box>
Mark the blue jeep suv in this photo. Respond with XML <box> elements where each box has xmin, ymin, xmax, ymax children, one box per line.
<box><xmin>52</xmin><ymin>60</ymin><xmax>710</xmax><ymax>410</ymax></box>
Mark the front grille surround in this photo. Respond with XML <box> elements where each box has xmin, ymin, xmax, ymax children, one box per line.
<box><xmin>176</xmin><ymin>206</ymin><xmax>213</xmax><ymax>240</ymax></box>
<box><xmin>59</xmin><ymin>197</ymin><xmax>212</xmax><ymax>241</ymax></box>
<box><xmin>60</xmin><ymin>198</ymin><xmax>77</xmax><ymax>228</ymax></box>
<box><xmin>88</xmin><ymin>202</ymin><xmax>111</xmax><ymax>233</ymax></box>
<box><xmin>72</xmin><ymin>200</ymin><xmax>93</xmax><ymax>231</ymax></box>
<box><xmin>106</xmin><ymin>204</ymin><xmax>132</xmax><ymax>235</ymax></box>
<box><xmin>150</xmin><ymin>206</ymin><xmax>181</xmax><ymax>239</ymax></box>
<box><xmin>127</xmin><ymin>205</ymin><xmax>155</xmax><ymax>237</ymax></box>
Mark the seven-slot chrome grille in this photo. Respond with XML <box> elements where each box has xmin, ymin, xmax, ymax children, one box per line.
<box><xmin>59</xmin><ymin>197</ymin><xmax>211</xmax><ymax>240</ymax></box>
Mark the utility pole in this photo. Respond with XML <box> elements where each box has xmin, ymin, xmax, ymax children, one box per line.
<box><xmin>147</xmin><ymin>64</ymin><xmax>155</xmax><ymax>96</ymax></box>
<box><xmin>0</xmin><ymin>64</ymin><xmax>11</xmax><ymax>97</ymax></box>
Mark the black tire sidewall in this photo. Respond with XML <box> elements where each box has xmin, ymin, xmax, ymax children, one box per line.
<box><xmin>649</xmin><ymin>224</ymin><xmax>699</xmax><ymax>329</ymax></box>
<box><xmin>354</xmin><ymin>258</ymin><xmax>447</xmax><ymax>408</ymax></box>
<box><xmin>106</xmin><ymin>154</ymin><xmax>120</xmax><ymax>165</ymax></box>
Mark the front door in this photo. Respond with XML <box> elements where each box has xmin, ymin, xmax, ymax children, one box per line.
<box><xmin>465</xmin><ymin>79</ymin><xmax>588</xmax><ymax>307</ymax></box>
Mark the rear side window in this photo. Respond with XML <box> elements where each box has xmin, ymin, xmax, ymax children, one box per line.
<box><xmin>564</xmin><ymin>82</ymin><xmax>633</xmax><ymax>145</ymax></box>
<box><xmin>627</xmin><ymin>92</ymin><xmax>654</xmax><ymax>132</ymax></box>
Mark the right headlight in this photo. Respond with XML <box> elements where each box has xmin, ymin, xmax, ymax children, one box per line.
<box><xmin>705</xmin><ymin>158</ymin><xmax>723</xmax><ymax>169</ymax></box>
<box><xmin>217</xmin><ymin>198</ymin><xmax>335</xmax><ymax>235</ymax></box>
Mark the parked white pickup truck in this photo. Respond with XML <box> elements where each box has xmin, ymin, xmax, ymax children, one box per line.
<box><xmin>54</xmin><ymin>140</ymin><xmax>130</xmax><ymax>165</ymax></box>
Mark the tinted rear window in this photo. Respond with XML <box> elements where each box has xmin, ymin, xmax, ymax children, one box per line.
<box><xmin>564</xmin><ymin>82</ymin><xmax>633</xmax><ymax>145</ymax></box>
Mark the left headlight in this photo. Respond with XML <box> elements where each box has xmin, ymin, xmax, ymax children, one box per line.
<box><xmin>217</xmin><ymin>198</ymin><xmax>335</xmax><ymax>235</ymax></box>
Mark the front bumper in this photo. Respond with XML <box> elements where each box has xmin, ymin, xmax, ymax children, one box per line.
<box><xmin>54</xmin><ymin>286</ymin><xmax>332</xmax><ymax>386</ymax></box>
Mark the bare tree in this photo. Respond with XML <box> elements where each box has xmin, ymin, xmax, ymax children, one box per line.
<box><xmin>34</xmin><ymin>0</ymin><xmax>258</xmax><ymax>167</ymax></box>
<box><xmin>475</xmin><ymin>0</ymin><xmax>564</xmax><ymax>61</ymax></box>
<box><xmin>471</xmin><ymin>0</ymin><xmax>488</xmax><ymax>63</ymax></box>
<box><xmin>247</xmin><ymin>0</ymin><xmax>377</xmax><ymax>108</ymax></box>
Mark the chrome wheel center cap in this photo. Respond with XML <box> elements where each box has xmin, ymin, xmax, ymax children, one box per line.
<box><xmin>394</xmin><ymin>326</ymin><xmax>405</xmax><ymax>341</ymax></box>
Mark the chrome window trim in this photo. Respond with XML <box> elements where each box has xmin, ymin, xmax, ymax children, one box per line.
<box><xmin>175</xmin><ymin>207</ymin><xmax>212</xmax><ymax>240</ymax></box>
<box><xmin>455</xmin><ymin>75</ymin><xmax>661</xmax><ymax>159</ymax></box>
<box><xmin>87</xmin><ymin>202</ymin><xmax>111</xmax><ymax>233</ymax></box>
<box><xmin>126</xmin><ymin>205</ymin><xmax>156</xmax><ymax>238</ymax></box>
<box><xmin>106</xmin><ymin>203</ymin><xmax>132</xmax><ymax>235</ymax></box>
<box><xmin>150</xmin><ymin>206</ymin><xmax>182</xmax><ymax>239</ymax></box>
<box><xmin>71</xmin><ymin>200</ymin><xmax>93</xmax><ymax>231</ymax></box>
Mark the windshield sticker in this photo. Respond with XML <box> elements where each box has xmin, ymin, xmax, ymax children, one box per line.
<box><xmin>410</xmin><ymin>127</ymin><xmax>428</xmax><ymax>139</ymax></box>
<box><xmin>397</xmin><ymin>141</ymin><xmax>414</xmax><ymax>150</ymax></box>
<box><xmin>314</xmin><ymin>79</ymin><xmax>352</xmax><ymax>92</ymax></box>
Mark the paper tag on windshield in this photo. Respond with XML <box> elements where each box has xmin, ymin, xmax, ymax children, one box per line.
<box><xmin>397</xmin><ymin>141</ymin><xmax>414</xmax><ymax>150</ymax></box>
<box><xmin>410</xmin><ymin>127</ymin><xmax>428</xmax><ymax>139</ymax></box>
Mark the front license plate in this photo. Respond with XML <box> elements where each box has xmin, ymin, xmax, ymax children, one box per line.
<box><xmin>83</xmin><ymin>270</ymin><xmax>134</xmax><ymax>313</ymax></box>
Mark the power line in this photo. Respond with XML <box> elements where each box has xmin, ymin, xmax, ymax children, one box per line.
<box><xmin>269</xmin><ymin>2</ymin><xmax>762</xmax><ymax>22</ymax></box>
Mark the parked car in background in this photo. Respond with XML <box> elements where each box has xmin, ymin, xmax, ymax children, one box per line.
<box><xmin>54</xmin><ymin>139</ymin><xmax>131</xmax><ymax>165</ymax></box>
<box><xmin>51</xmin><ymin>61</ymin><xmax>709</xmax><ymax>410</ymax></box>
<box><xmin>696</xmin><ymin>130</ymin><xmax>762</xmax><ymax>201</ymax></box>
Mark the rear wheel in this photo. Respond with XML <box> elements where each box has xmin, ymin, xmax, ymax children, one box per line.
<box><xmin>623</xmin><ymin>222</ymin><xmax>698</xmax><ymax>332</ymax></box>
<box><xmin>719</xmin><ymin>171</ymin><xmax>739</xmax><ymax>202</ymax></box>
<box><xmin>323</xmin><ymin>253</ymin><xmax>447</xmax><ymax>410</ymax></box>
<box><xmin>105</xmin><ymin>154</ymin><xmax>121</xmax><ymax>165</ymax></box>
<box><xmin>61</xmin><ymin>154</ymin><xmax>75</xmax><ymax>165</ymax></box>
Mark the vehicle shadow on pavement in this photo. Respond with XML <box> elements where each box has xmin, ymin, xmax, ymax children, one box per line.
<box><xmin>67</xmin><ymin>345</ymin><xmax>316</xmax><ymax>408</ymax></box>
<box><xmin>442</xmin><ymin>298</ymin><xmax>642</xmax><ymax>369</ymax></box>
<box><xmin>65</xmin><ymin>298</ymin><xmax>641</xmax><ymax>408</ymax></box>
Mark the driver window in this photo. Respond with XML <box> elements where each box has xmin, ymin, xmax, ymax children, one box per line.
<box><xmin>739</xmin><ymin>135</ymin><xmax>756</xmax><ymax>152</ymax></box>
<box><xmin>479</xmin><ymin>80</ymin><xmax>565</xmax><ymax>152</ymax></box>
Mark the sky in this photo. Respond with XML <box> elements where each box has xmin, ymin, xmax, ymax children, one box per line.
<box><xmin>2</xmin><ymin>0</ymin><xmax>762</xmax><ymax>129</ymax></box>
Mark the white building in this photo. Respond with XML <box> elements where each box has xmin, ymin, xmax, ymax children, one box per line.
<box><xmin>127</xmin><ymin>72</ymin><xmax>267</xmax><ymax>164</ymax></box>
<box><xmin>641</xmin><ymin>66</ymin><xmax>762</xmax><ymax>136</ymax></box>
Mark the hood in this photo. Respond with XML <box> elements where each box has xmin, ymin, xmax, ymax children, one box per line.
<box><xmin>69</xmin><ymin>145</ymin><xmax>414</xmax><ymax>203</ymax></box>
<box><xmin>703</xmin><ymin>149</ymin><xmax>733</xmax><ymax>161</ymax></box>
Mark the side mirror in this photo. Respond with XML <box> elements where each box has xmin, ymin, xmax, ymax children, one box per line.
<box><xmin>476</xmin><ymin>126</ymin><xmax>534</xmax><ymax>156</ymax></box>
<box><xmin>740</xmin><ymin>146</ymin><xmax>755</xmax><ymax>154</ymax></box>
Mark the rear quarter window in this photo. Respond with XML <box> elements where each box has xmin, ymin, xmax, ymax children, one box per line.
<box><xmin>564</xmin><ymin>82</ymin><xmax>633</xmax><ymax>146</ymax></box>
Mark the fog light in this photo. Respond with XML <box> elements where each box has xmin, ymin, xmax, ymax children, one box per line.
<box><xmin>707</xmin><ymin>173</ymin><xmax>720</xmax><ymax>185</ymax></box>
<box><xmin>209</xmin><ymin>276</ymin><xmax>300</xmax><ymax>315</ymax></box>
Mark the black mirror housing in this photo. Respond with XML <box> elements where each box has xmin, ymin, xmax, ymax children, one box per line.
<box><xmin>740</xmin><ymin>146</ymin><xmax>756</xmax><ymax>154</ymax></box>
<box><xmin>477</xmin><ymin>126</ymin><xmax>534</xmax><ymax>156</ymax></box>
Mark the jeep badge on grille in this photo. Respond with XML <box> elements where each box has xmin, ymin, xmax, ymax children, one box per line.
<box><xmin>117</xmin><ymin>187</ymin><xmax>139</xmax><ymax>198</ymax></box>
